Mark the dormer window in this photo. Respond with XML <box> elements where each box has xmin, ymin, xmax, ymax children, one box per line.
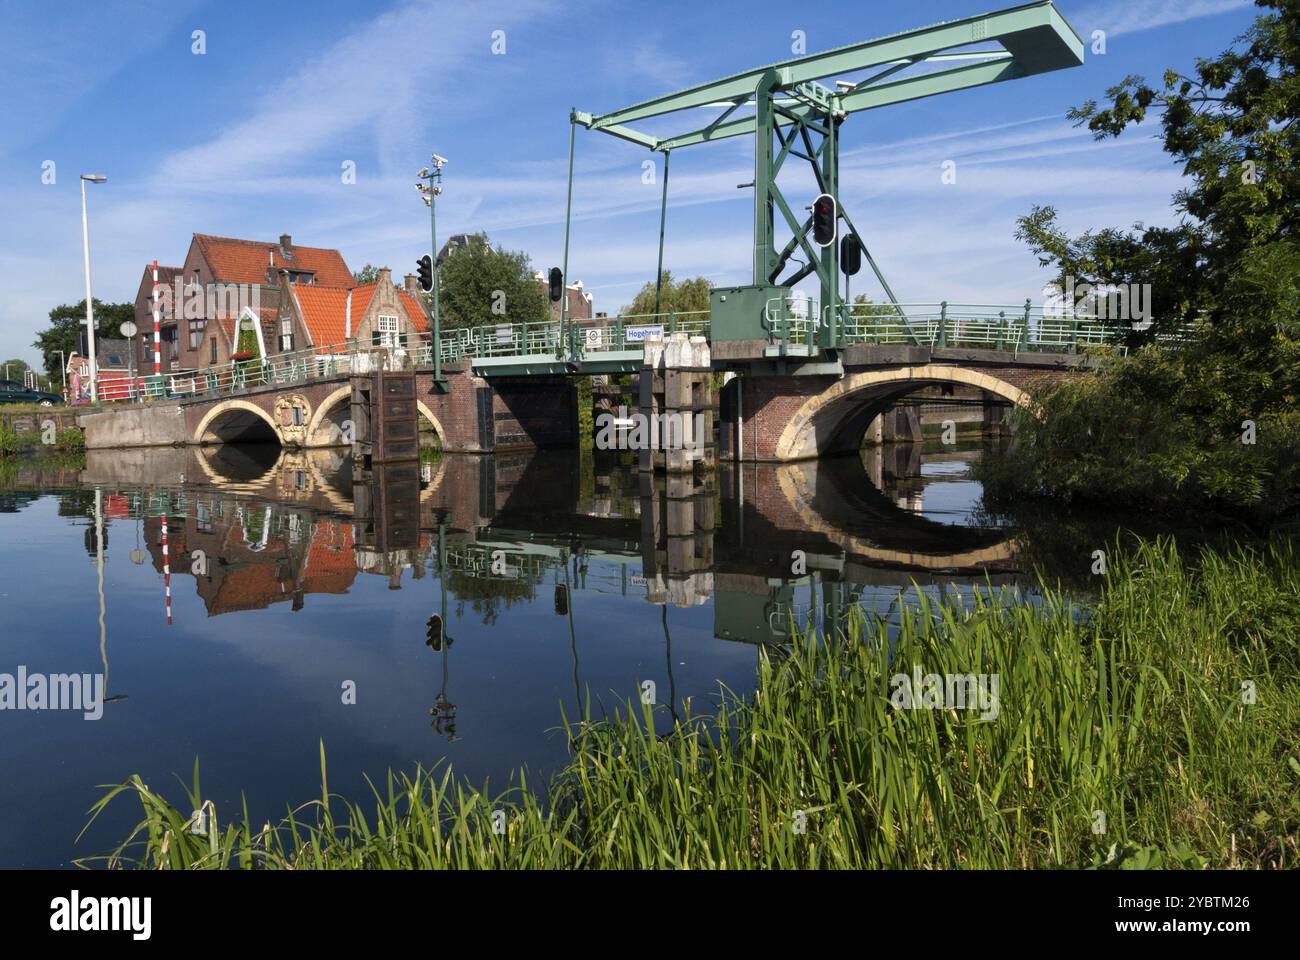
<box><xmin>288</xmin><ymin>271</ymin><xmax>315</xmax><ymax>285</ymax></box>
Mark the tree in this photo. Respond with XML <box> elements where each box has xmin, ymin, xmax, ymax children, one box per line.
<box><xmin>620</xmin><ymin>271</ymin><xmax>712</xmax><ymax>317</ymax></box>
<box><xmin>1</xmin><ymin>359</ymin><xmax>35</xmax><ymax>385</ymax></box>
<box><xmin>992</xmin><ymin>1</ymin><xmax>1300</xmax><ymax>518</ymax></box>
<box><xmin>353</xmin><ymin>264</ymin><xmax>382</xmax><ymax>284</ymax></box>
<box><xmin>32</xmin><ymin>300</ymin><xmax>134</xmax><ymax>379</ymax></box>
<box><xmin>436</xmin><ymin>233</ymin><xmax>546</xmax><ymax>330</ymax></box>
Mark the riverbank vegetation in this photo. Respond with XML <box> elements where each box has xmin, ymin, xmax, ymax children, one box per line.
<box><xmin>0</xmin><ymin>420</ymin><xmax>83</xmax><ymax>457</ymax></box>
<box><xmin>83</xmin><ymin>537</ymin><xmax>1299</xmax><ymax>869</ymax></box>
<box><xmin>982</xmin><ymin>1</ymin><xmax>1300</xmax><ymax>522</ymax></box>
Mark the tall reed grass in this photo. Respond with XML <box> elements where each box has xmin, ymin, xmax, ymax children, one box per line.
<box><xmin>80</xmin><ymin>537</ymin><xmax>1299</xmax><ymax>869</ymax></box>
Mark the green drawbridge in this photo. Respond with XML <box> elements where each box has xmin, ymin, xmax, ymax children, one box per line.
<box><xmin>559</xmin><ymin>0</ymin><xmax>1084</xmax><ymax>360</ymax></box>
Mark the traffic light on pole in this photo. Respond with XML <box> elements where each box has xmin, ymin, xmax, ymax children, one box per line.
<box><xmin>416</xmin><ymin>255</ymin><xmax>433</xmax><ymax>292</ymax></box>
<box><xmin>840</xmin><ymin>233</ymin><xmax>862</xmax><ymax>276</ymax></box>
<box><xmin>812</xmin><ymin>193</ymin><xmax>836</xmax><ymax>247</ymax></box>
<box><xmin>548</xmin><ymin>267</ymin><xmax>564</xmax><ymax>303</ymax></box>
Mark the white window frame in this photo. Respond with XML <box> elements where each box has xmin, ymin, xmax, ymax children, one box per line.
<box><xmin>376</xmin><ymin>314</ymin><xmax>400</xmax><ymax>350</ymax></box>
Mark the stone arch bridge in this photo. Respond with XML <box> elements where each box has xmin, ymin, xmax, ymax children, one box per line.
<box><xmin>80</xmin><ymin>339</ymin><xmax>1095</xmax><ymax>461</ymax></box>
<box><xmin>171</xmin><ymin>360</ymin><xmax>579</xmax><ymax>454</ymax></box>
<box><xmin>720</xmin><ymin>345</ymin><xmax>1091</xmax><ymax>461</ymax></box>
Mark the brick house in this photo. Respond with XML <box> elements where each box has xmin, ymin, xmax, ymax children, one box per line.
<box><xmin>532</xmin><ymin>272</ymin><xmax>593</xmax><ymax>323</ymax></box>
<box><xmin>134</xmin><ymin>233</ymin><xmax>353</xmax><ymax>371</ymax></box>
<box><xmin>131</xmin><ymin>264</ymin><xmax>181</xmax><ymax>369</ymax></box>
<box><xmin>275</xmin><ymin>267</ymin><xmax>429</xmax><ymax>358</ymax></box>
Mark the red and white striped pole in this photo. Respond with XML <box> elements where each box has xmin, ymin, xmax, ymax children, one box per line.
<box><xmin>151</xmin><ymin>259</ymin><xmax>162</xmax><ymax>388</ymax></box>
<box><xmin>161</xmin><ymin>511</ymin><xmax>172</xmax><ymax>626</ymax></box>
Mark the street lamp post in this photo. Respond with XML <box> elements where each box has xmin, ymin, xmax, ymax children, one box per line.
<box><xmin>416</xmin><ymin>155</ymin><xmax>447</xmax><ymax>388</ymax></box>
<box><xmin>80</xmin><ymin>173</ymin><xmax>107</xmax><ymax>403</ymax></box>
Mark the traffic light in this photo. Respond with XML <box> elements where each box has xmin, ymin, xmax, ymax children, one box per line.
<box><xmin>812</xmin><ymin>193</ymin><xmax>836</xmax><ymax>247</ymax></box>
<box><xmin>425</xmin><ymin>613</ymin><xmax>445</xmax><ymax>651</ymax></box>
<box><xmin>548</xmin><ymin>267</ymin><xmax>564</xmax><ymax>303</ymax></box>
<box><xmin>416</xmin><ymin>255</ymin><xmax>433</xmax><ymax>292</ymax></box>
<box><xmin>840</xmin><ymin>233</ymin><xmax>862</xmax><ymax>276</ymax></box>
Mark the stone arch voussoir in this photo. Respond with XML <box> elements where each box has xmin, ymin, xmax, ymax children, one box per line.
<box><xmin>194</xmin><ymin>398</ymin><xmax>282</xmax><ymax>446</ymax></box>
<box><xmin>774</xmin><ymin>365</ymin><xmax>1033</xmax><ymax>461</ymax></box>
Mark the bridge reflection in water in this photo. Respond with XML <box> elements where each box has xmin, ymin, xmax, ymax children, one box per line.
<box><xmin>77</xmin><ymin>440</ymin><xmax>1020</xmax><ymax>650</ymax></box>
<box><xmin>0</xmin><ymin>439</ymin><xmax>1040</xmax><ymax>867</ymax></box>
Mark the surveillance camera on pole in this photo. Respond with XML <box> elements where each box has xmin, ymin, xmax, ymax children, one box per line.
<box><xmin>419</xmin><ymin>152</ymin><xmax>448</xmax><ymax>387</ymax></box>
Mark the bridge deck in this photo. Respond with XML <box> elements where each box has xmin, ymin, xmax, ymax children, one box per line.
<box><xmin>119</xmin><ymin>301</ymin><xmax>1181</xmax><ymax>404</ymax></box>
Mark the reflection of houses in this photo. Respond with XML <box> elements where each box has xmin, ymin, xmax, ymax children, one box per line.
<box><xmin>146</xmin><ymin>506</ymin><xmax>359</xmax><ymax>616</ymax></box>
<box><xmin>141</xmin><ymin>494</ymin><xmax>439</xmax><ymax>617</ymax></box>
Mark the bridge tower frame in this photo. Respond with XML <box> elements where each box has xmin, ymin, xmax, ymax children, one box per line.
<box><xmin>568</xmin><ymin>0</ymin><xmax>1083</xmax><ymax>354</ymax></box>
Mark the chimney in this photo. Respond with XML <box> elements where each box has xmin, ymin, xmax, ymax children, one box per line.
<box><xmin>279</xmin><ymin>234</ymin><xmax>293</xmax><ymax>260</ymax></box>
<box><xmin>378</xmin><ymin>266</ymin><xmax>392</xmax><ymax>286</ymax></box>
<box><xmin>404</xmin><ymin>274</ymin><xmax>420</xmax><ymax>298</ymax></box>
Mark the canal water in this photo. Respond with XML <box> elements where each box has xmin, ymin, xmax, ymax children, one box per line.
<box><xmin>0</xmin><ymin>439</ymin><xmax>1122</xmax><ymax>866</ymax></box>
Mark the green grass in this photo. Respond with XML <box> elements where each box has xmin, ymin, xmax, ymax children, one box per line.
<box><xmin>80</xmin><ymin>537</ymin><xmax>1300</xmax><ymax>869</ymax></box>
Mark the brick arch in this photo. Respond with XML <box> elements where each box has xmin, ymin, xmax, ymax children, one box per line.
<box><xmin>305</xmin><ymin>386</ymin><xmax>447</xmax><ymax>449</ymax></box>
<box><xmin>305</xmin><ymin>386</ymin><xmax>352</xmax><ymax>448</ymax></box>
<box><xmin>194</xmin><ymin>398</ymin><xmax>282</xmax><ymax>446</ymax></box>
<box><xmin>774</xmin><ymin>365</ymin><xmax>1033</xmax><ymax>461</ymax></box>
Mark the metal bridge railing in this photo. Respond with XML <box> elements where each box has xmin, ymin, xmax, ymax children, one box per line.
<box><xmin>758</xmin><ymin>298</ymin><xmax>1187</xmax><ymax>353</ymax></box>
<box><xmin>101</xmin><ymin>301</ymin><xmax>1196</xmax><ymax>405</ymax></box>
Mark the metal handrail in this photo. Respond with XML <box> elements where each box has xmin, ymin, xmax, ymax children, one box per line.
<box><xmin>100</xmin><ymin>302</ymin><xmax>1195</xmax><ymax>404</ymax></box>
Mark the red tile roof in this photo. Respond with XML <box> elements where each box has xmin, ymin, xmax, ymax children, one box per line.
<box><xmin>399</xmin><ymin>290</ymin><xmax>429</xmax><ymax>331</ymax></box>
<box><xmin>193</xmin><ymin>234</ymin><xmax>353</xmax><ymax>287</ymax></box>
<box><xmin>350</xmin><ymin>285</ymin><xmax>376</xmax><ymax>324</ymax></box>
<box><xmin>290</xmin><ymin>282</ymin><xmax>427</xmax><ymax>346</ymax></box>
<box><xmin>292</xmin><ymin>285</ymin><xmax>351</xmax><ymax>346</ymax></box>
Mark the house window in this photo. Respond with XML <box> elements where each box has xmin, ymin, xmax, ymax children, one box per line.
<box><xmin>288</xmin><ymin>271</ymin><xmax>315</xmax><ymax>284</ymax></box>
<box><xmin>374</xmin><ymin>315</ymin><xmax>399</xmax><ymax>349</ymax></box>
<box><xmin>189</xmin><ymin>320</ymin><xmax>205</xmax><ymax>350</ymax></box>
<box><xmin>280</xmin><ymin>319</ymin><xmax>294</xmax><ymax>353</ymax></box>
<box><xmin>210</xmin><ymin>338</ymin><xmax>218</xmax><ymax>363</ymax></box>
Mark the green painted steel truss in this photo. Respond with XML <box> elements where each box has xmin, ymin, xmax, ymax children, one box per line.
<box><xmin>567</xmin><ymin>1</ymin><xmax>1083</xmax><ymax>352</ymax></box>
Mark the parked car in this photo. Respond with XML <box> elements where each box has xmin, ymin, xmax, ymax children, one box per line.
<box><xmin>0</xmin><ymin>380</ymin><xmax>62</xmax><ymax>406</ymax></box>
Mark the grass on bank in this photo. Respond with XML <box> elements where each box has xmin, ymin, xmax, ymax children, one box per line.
<box><xmin>80</xmin><ymin>538</ymin><xmax>1300</xmax><ymax>869</ymax></box>
<box><xmin>0</xmin><ymin>419</ymin><xmax>83</xmax><ymax>456</ymax></box>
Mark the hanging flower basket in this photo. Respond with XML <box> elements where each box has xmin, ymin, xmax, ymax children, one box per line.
<box><xmin>231</xmin><ymin>350</ymin><xmax>256</xmax><ymax>362</ymax></box>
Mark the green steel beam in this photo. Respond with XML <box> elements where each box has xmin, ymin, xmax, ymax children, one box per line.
<box><xmin>837</xmin><ymin>56</ymin><xmax>1025</xmax><ymax>113</ymax></box>
<box><xmin>579</xmin><ymin>1</ymin><xmax>1081</xmax><ymax>142</ymax></box>
<box><xmin>650</xmin><ymin>55</ymin><xmax>1040</xmax><ymax>151</ymax></box>
<box><xmin>571</xmin><ymin>111</ymin><xmax>659</xmax><ymax>150</ymax></box>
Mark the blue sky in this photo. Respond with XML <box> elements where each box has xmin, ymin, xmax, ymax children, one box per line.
<box><xmin>0</xmin><ymin>0</ymin><xmax>1260</xmax><ymax>364</ymax></box>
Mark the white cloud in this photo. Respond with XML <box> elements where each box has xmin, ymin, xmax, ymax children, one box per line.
<box><xmin>154</xmin><ymin>0</ymin><xmax>554</xmax><ymax>188</ymax></box>
<box><xmin>1070</xmin><ymin>0</ymin><xmax>1252</xmax><ymax>37</ymax></box>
